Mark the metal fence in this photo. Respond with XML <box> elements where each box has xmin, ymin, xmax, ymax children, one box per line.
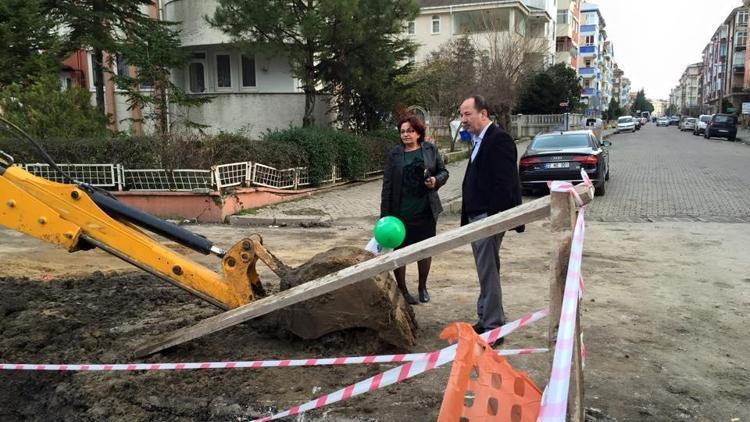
<box><xmin>22</xmin><ymin>161</ymin><xmax>351</xmax><ymax>193</ymax></box>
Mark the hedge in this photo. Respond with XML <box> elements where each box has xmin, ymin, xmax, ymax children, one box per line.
<box><xmin>0</xmin><ymin>127</ymin><xmax>399</xmax><ymax>186</ymax></box>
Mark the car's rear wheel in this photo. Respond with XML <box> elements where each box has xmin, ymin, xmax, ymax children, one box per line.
<box><xmin>605</xmin><ymin>168</ymin><xmax>610</xmax><ymax>181</ymax></box>
<box><xmin>595</xmin><ymin>180</ymin><xmax>606</xmax><ymax>196</ymax></box>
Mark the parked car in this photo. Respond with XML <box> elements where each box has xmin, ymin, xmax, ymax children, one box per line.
<box><xmin>693</xmin><ymin>114</ymin><xmax>712</xmax><ymax>135</ymax></box>
<box><xmin>616</xmin><ymin>116</ymin><xmax>637</xmax><ymax>133</ymax></box>
<box><xmin>669</xmin><ymin>116</ymin><xmax>680</xmax><ymax>126</ymax></box>
<box><xmin>519</xmin><ymin>130</ymin><xmax>610</xmax><ymax>196</ymax></box>
<box><xmin>704</xmin><ymin>113</ymin><xmax>737</xmax><ymax>141</ymax></box>
<box><xmin>656</xmin><ymin>117</ymin><xmax>669</xmax><ymax>126</ymax></box>
<box><xmin>679</xmin><ymin>117</ymin><xmax>697</xmax><ymax>132</ymax></box>
<box><xmin>634</xmin><ymin>118</ymin><xmax>642</xmax><ymax>130</ymax></box>
<box><xmin>640</xmin><ymin>117</ymin><xmax>648</xmax><ymax>126</ymax></box>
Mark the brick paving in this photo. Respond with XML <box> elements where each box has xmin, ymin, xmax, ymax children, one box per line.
<box><xmin>254</xmin><ymin>125</ymin><xmax>750</xmax><ymax>223</ymax></box>
<box><xmin>586</xmin><ymin>124</ymin><xmax>750</xmax><ymax>222</ymax></box>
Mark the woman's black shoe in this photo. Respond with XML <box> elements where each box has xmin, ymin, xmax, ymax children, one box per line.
<box><xmin>418</xmin><ymin>288</ymin><xmax>430</xmax><ymax>303</ymax></box>
<box><xmin>402</xmin><ymin>291</ymin><xmax>418</xmax><ymax>305</ymax></box>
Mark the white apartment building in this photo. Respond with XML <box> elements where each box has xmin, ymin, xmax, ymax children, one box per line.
<box><xmin>411</xmin><ymin>0</ymin><xmax>556</xmax><ymax>66</ymax></box>
<box><xmin>578</xmin><ymin>2</ymin><xmax>607</xmax><ymax>117</ymax></box>
<box><xmin>679</xmin><ymin>63</ymin><xmax>702</xmax><ymax>114</ymax></box>
<box><xmin>555</xmin><ymin>0</ymin><xmax>581</xmax><ymax>70</ymax></box>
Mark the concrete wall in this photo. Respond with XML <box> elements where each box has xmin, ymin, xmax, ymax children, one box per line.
<box><xmin>172</xmin><ymin>93</ymin><xmax>330</xmax><ymax>138</ymax></box>
<box><xmin>165</xmin><ymin>0</ymin><xmax>230</xmax><ymax>47</ymax></box>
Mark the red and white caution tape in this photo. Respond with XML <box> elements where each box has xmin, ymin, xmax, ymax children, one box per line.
<box><xmin>252</xmin><ymin>308</ymin><xmax>549</xmax><ymax>422</ymax></box>
<box><xmin>0</xmin><ymin>347</ymin><xmax>547</xmax><ymax>372</ymax></box>
<box><xmin>538</xmin><ymin>184</ymin><xmax>587</xmax><ymax>421</ymax></box>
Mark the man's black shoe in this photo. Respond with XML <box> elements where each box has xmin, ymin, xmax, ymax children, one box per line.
<box><xmin>489</xmin><ymin>336</ymin><xmax>505</xmax><ymax>348</ymax></box>
<box><xmin>472</xmin><ymin>323</ymin><xmax>484</xmax><ymax>334</ymax></box>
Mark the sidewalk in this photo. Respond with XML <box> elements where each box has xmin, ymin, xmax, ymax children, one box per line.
<box><xmin>232</xmin><ymin>130</ymin><xmax>616</xmax><ymax>226</ymax></box>
<box><xmin>233</xmin><ymin>141</ymin><xmax>530</xmax><ymax>225</ymax></box>
<box><xmin>735</xmin><ymin>127</ymin><xmax>750</xmax><ymax>146</ymax></box>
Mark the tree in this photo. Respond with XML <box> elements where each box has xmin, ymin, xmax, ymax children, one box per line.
<box><xmin>516</xmin><ymin>63</ymin><xmax>583</xmax><ymax>115</ymax></box>
<box><xmin>665</xmin><ymin>104</ymin><xmax>677</xmax><ymax>116</ymax></box>
<box><xmin>0</xmin><ymin>75</ymin><xmax>109</xmax><ymax>140</ymax></box>
<box><xmin>45</xmin><ymin>0</ymin><xmax>157</xmax><ymax>115</ymax></box>
<box><xmin>0</xmin><ymin>0</ymin><xmax>61</xmax><ymax>87</ymax></box>
<box><xmin>318</xmin><ymin>0</ymin><xmax>418</xmax><ymax>131</ymax></box>
<box><xmin>210</xmin><ymin>0</ymin><xmax>418</xmax><ymax>129</ymax></box>
<box><xmin>631</xmin><ymin>89</ymin><xmax>654</xmax><ymax>115</ymax></box>
<box><xmin>465</xmin><ymin>12</ymin><xmax>549</xmax><ymax>129</ymax></box>
<box><xmin>111</xmin><ymin>19</ymin><xmax>212</xmax><ymax>134</ymax></box>
<box><xmin>721</xmin><ymin>98</ymin><xmax>734</xmax><ymax>114</ymax></box>
<box><xmin>607</xmin><ymin>98</ymin><xmax>621</xmax><ymax>120</ymax></box>
<box><xmin>210</xmin><ymin>0</ymin><xmax>326</xmax><ymax>127</ymax></box>
<box><xmin>401</xmin><ymin>37</ymin><xmax>478</xmax><ymax>119</ymax></box>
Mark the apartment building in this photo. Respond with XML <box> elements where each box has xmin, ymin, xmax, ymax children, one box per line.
<box><xmin>600</xmin><ymin>39</ymin><xmax>614</xmax><ymax>110</ymax></box>
<box><xmin>578</xmin><ymin>2</ymin><xmax>607</xmax><ymax>117</ymax></box>
<box><xmin>669</xmin><ymin>85</ymin><xmax>682</xmax><ymax>114</ymax></box>
<box><xmin>555</xmin><ymin>0</ymin><xmax>581</xmax><ymax>69</ymax></box>
<box><xmin>620</xmin><ymin>77</ymin><xmax>632</xmax><ymax>108</ymax></box>
<box><xmin>679</xmin><ymin>63</ymin><xmax>702</xmax><ymax>115</ymax></box>
<box><xmin>612</xmin><ymin>64</ymin><xmax>632</xmax><ymax>111</ymax></box>
<box><xmin>59</xmin><ymin>0</ymin><xmax>330</xmax><ymax>136</ymax></box>
<box><xmin>702</xmin><ymin>6</ymin><xmax>748</xmax><ymax>114</ymax></box>
<box><xmin>412</xmin><ymin>0</ymin><xmax>556</xmax><ymax>67</ymax></box>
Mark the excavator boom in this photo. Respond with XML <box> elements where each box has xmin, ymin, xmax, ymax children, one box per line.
<box><xmin>0</xmin><ymin>163</ymin><xmax>274</xmax><ymax>309</ymax></box>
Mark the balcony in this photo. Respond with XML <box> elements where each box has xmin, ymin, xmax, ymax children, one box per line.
<box><xmin>579</xmin><ymin>45</ymin><xmax>596</xmax><ymax>57</ymax></box>
<box><xmin>579</xmin><ymin>67</ymin><xmax>596</xmax><ymax>78</ymax></box>
<box><xmin>580</xmin><ymin>24</ymin><xmax>597</xmax><ymax>34</ymax></box>
<box><xmin>734</xmin><ymin>64</ymin><xmax>745</xmax><ymax>73</ymax></box>
<box><xmin>582</xmin><ymin>88</ymin><xmax>598</xmax><ymax>97</ymax></box>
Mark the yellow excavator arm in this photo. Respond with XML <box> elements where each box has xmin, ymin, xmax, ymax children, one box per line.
<box><xmin>0</xmin><ymin>163</ymin><xmax>287</xmax><ymax>310</ymax></box>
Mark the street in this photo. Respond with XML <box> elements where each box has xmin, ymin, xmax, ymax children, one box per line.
<box><xmin>588</xmin><ymin>123</ymin><xmax>750</xmax><ymax>223</ymax></box>
<box><xmin>1</xmin><ymin>124</ymin><xmax>749</xmax><ymax>421</ymax></box>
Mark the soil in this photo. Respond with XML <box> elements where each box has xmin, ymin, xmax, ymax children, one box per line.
<box><xmin>0</xmin><ymin>216</ymin><xmax>749</xmax><ymax>421</ymax></box>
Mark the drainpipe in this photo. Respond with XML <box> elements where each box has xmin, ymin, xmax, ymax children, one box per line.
<box><xmin>157</xmin><ymin>0</ymin><xmax>172</xmax><ymax>134</ymax></box>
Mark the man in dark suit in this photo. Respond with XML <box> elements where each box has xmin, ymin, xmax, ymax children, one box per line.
<box><xmin>459</xmin><ymin>95</ymin><xmax>523</xmax><ymax>340</ymax></box>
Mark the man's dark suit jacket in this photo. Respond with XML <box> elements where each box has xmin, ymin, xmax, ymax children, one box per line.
<box><xmin>460</xmin><ymin>123</ymin><xmax>523</xmax><ymax>226</ymax></box>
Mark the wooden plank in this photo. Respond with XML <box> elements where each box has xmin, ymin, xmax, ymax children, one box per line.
<box><xmin>548</xmin><ymin>189</ymin><xmax>585</xmax><ymax>422</ymax></box>
<box><xmin>135</xmin><ymin>184</ymin><xmax>593</xmax><ymax>357</ymax></box>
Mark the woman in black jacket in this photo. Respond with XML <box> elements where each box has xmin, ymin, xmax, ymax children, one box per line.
<box><xmin>380</xmin><ymin>115</ymin><xmax>449</xmax><ymax>304</ymax></box>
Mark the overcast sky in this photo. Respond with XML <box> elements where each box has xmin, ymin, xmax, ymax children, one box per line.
<box><xmin>590</xmin><ymin>0</ymin><xmax>743</xmax><ymax>100</ymax></box>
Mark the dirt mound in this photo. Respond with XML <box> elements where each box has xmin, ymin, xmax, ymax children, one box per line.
<box><xmin>0</xmin><ymin>250</ymin><xmax>421</xmax><ymax>421</ymax></box>
<box><xmin>266</xmin><ymin>246</ymin><xmax>418</xmax><ymax>350</ymax></box>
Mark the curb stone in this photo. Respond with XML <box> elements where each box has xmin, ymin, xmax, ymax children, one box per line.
<box><xmin>228</xmin><ymin>214</ymin><xmax>332</xmax><ymax>227</ymax></box>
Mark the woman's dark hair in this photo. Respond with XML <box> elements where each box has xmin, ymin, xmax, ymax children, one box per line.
<box><xmin>396</xmin><ymin>115</ymin><xmax>426</xmax><ymax>144</ymax></box>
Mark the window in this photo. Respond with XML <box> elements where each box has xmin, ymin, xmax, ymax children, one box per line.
<box><xmin>116</xmin><ymin>55</ymin><xmax>129</xmax><ymax>77</ymax></box>
<box><xmin>241</xmin><ymin>54</ymin><xmax>256</xmax><ymax>87</ymax></box>
<box><xmin>736</xmin><ymin>30</ymin><xmax>747</xmax><ymax>47</ymax></box>
<box><xmin>557</xmin><ymin>11</ymin><xmax>569</xmax><ymax>24</ymax></box>
<box><xmin>738</xmin><ymin>10</ymin><xmax>748</xmax><ymax>25</ymax></box>
<box><xmin>585</xmin><ymin>35</ymin><xmax>594</xmax><ymax>45</ymax></box>
<box><xmin>515</xmin><ymin>14</ymin><xmax>526</xmax><ymax>36</ymax></box>
<box><xmin>406</xmin><ymin>20</ymin><xmax>415</xmax><ymax>35</ymax></box>
<box><xmin>188</xmin><ymin>52</ymin><xmax>207</xmax><ymax>93</ymax></box>
<box><xmin>216</xmin><ymin>54</ymin><xmax>232</xmax><ymax>88</ymax></box>
<box><xmin>189</xmin><ymin>63</ymin><xmax>206</xmax><ymax>93</ymax></box>
<box><xmin>431</xmin><ymin>15</ymin><xmax>440</xmax><ymax>34</ymax></box>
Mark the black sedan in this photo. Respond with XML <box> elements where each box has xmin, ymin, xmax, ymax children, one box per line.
<box><xmin>519</xmin><ymin>130</ymin><xmax>610</xmax><ymax>196</ymax></box>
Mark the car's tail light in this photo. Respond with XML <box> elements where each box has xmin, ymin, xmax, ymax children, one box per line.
<box><xmin>572</xmin><ymin>155</ymin><xmax>598</xmax><ymax>166</ymax></box>
<box><xmin>519</xmin><ymin>157</ymin><xmax>542</xmax><ymax>169</ymax></box>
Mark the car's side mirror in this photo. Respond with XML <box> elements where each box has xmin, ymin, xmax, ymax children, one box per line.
<box><xmin>602</xmin><ymin>140</ymin><xmax>611</xmax><ymax>147</ymax></box>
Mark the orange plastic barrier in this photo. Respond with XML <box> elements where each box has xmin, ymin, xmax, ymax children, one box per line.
<box><xmin>438</xmin><ymin>323</ymin><xmax>542</xmax><ymax>422</ymax></box>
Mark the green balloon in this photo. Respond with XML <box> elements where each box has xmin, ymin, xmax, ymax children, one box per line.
<box><xmin>374</xmin><ymin>216</ymin><xmax>406</xmax><ymax>249</ymax></box>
